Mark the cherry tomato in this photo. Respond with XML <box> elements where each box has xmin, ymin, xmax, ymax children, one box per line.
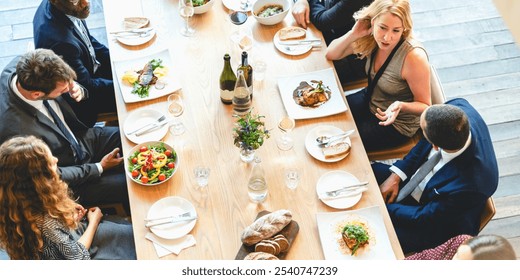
<box><xmin>131</xmin><ymin>157</ymin><xmax>138</xmax><ymax>164</ymax></box>
<box><xmin>141</xmin><ymin>176</ymin><xmax>149</xmax><ymax>184</ymax></box>
<box><xmin>167</xmin><ymin>162</ymin><xmax>175</xmax><ymax>169</ymax></box>
<box><xmin>139</xmin><ymin>146</ymin><xmax>148</xmax><ymax>153</ymax></box>
<box><xmin>131</xmin><ymin>170</ymin><xmax>139</xmax><ymax>178</ymax></box>
<box><xmin>158</xmin><ymin>174</ymin><xmax>166</xmax><ymax>181</ymax></box>
<box><xmin>164</xmin><ymin>150</ymin><xmax>172</xmax><ymax>157</ymax></box>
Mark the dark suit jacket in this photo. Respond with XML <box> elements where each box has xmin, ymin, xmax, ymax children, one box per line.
<box><xmin>0</xmin><ymin>57</ymin><xmax>101</xmax><ymax>187</ymax></box>
<box><xmin>388</xmin><ymin>98</ymin><xmax>498</xmax><ymax>253</ymax></box>
<box><xmin>309</xmin><ymin>0</ymin><xmax>370</xmax><ymax>45</ymax></box>
<box><xmin>33</xmin><ymin>0</ymin><xmax>115</xmax><ymax>126</ymax></box>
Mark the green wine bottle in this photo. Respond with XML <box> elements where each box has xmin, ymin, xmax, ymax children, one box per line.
<box><xmin>219</xmin><ymin>54</ymin><xmax>237</xmax><ymax>104</ymax></box>
<box><xmin>237</xmin><ymin>51</ymin><xmax>253</xmax><ymax>99</ymax></box>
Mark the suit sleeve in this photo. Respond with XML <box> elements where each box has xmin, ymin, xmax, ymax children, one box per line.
<box><xmin>387</xmin><ymin>189</ymin><xmax>487</xmax><ymax>227</ymax></box>
<box><xmin>52</xmin><ymin>42</ymin><xmax>113</xmax><ymax>96</ymax></box>
<box><xmin>393</xmin><ymin>139</ymin><xmax>431</xmax><ymax>178</ymax></box>
<box><xmin>58</xmin><ymin>163</ymin><xmax>101</xmax><ymax>187</ymax></box>
<box><xmin>309</xmin><ymin>0</ymin><xmax>364</xmax><ymax>31</ymax></box>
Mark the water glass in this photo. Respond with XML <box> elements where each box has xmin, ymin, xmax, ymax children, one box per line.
<box><xmin>253</xmin><ymin>60</ymin><xmax>266</xmax><ymax>82</ymax></box>
<box><xmin>284</xmin><ymin>168</ymin><xmax>300</xmax><ymax>190</ymax></box>
<box><xmin>194</xmin><ymin>166</ymin><xmax>210</xmax><ymax>188</ymax></box>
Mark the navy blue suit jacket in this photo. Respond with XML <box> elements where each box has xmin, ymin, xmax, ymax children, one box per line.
<box><xmin>388</xmin><ymin>98</ymin><xmax>498</xmax><ymax>253</ymax></box>
<box><xmin>33</xmin><ymin>0</ymin><xmax>115</xmax><ymax>126</ymax></box>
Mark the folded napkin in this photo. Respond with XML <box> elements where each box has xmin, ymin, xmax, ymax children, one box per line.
<box><xmin>145</xmin><ymin>232</ymin><xmax>196</xmax><ymax>258</ymax></box>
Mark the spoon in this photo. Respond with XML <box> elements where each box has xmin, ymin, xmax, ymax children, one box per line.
<box><xmin>315</xmin><ymin>129</ymin><xmax>356</xmax><ymax>146</ymax></box>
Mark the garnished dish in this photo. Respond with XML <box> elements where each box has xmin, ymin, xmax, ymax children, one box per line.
<box><xmin>127</xmin><ymin>142</ymin><xmax>177</xmax><ymax>185</ymax></box>
<box><xmin>256</xmin><ymin>5</ymin><xmax>284</xmax><ymax>17</ymax></box>
<box><xmin>121</xmin><ymin>59</ymin><xmax>168</xmax><ymax>98</ymax></box>
<box><xmin>333</xmin><ymin>216</ymin><xmax>374</xmax><ymax>256</ymax></box>
<box><xmin>293</xmin><ymin>80</ymin><xmax>332</xmax><ymax>107</ymax></box>
<box><xmin>192</xmin><ymin>0</ymin><xmax>211</xmax><ymax>6</ymax></box>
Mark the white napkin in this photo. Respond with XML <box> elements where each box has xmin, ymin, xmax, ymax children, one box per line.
<box><xmin>145</xmin><ymin>232</ymin><xmax>196</xmax><ymax>257</ymax></box>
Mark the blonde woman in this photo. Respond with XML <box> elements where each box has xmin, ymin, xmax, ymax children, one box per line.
<box><xmin>0</xmin><ymin>136</ymin><xmax>135</xmax><ymax>260</ymax></box>
<box><xmin>326</xmin><ymin>0</ymin><xmax>431</xmax><ymax>152</ymax></box>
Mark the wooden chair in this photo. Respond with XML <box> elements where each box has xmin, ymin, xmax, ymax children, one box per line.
<box><xmin>367</xmin><ymin>65</ymin><xmax>446</xmax><ymax>161</ymax></box>
<box><xmin>479</xmin><ymin>197</ymin><xmax>496</xmax><ymax>233</ymax></box>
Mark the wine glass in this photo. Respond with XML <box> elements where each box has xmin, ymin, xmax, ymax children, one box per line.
<box><xmin>277</xmin><ymin>115</ymin><xmax>295</xmax><ymax>150</ymax></box>
<box><xmin>179</xmin><ymin>0</ymin><xmax>195</xmax><ymax>37</ymax></box>
<box><xmin>229</xmin><ymin>10</ymin><xmax>249</xmax><ymax>48</ymax></box>
<box><xmin>167</xmin><ymin>93</ymin><xmax>186</xmax><ymax>135</ymax></box>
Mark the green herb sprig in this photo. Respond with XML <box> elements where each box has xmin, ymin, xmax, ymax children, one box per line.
<box><xmin>233</xmin><ymin>111</ymin><xmax>270</xmax><ymax>151</ymax></box>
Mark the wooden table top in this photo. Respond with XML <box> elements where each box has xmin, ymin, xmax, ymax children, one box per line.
<box><xmin>102</xmin><ymin>0</ymin><xmax>404</xmax><ymax>260</ymax></box>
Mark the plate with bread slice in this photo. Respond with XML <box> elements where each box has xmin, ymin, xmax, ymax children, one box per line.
<box><xmin>316</xmin><ymin>170</ymin><xmax>362</xmax><ymax>209</ymax></box>
<box><xmin>305</xmin><ymin>125</ymin><xmax>351</xmax><ymax>162</ymax></box>
<box><xmin>274</xmin><ymin>26</ymin><xmax>318</xmax><ymax>56</ymax></box>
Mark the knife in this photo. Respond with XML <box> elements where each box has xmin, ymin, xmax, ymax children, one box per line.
<box><xmin>145</xmin><ymin>215</ymin><xmax>197</xmax><ymax>228</ymax></box>
<box><xmin>279</xmin><ymin>40</ymin><xmax>322</xmax><ymax>46</ymax></box>
<box><xmin>319</xmin><ymin>186</ymin><xmax>368</xmax><ymax>200</ymax></box>
<box><xmin>135</xmin><ymin>119</ymin><xmax>169</xmax><ymax>136</ymax></box>
<box><xmin>325</xmin><ymin>181</ymin><xmax>369</xmax><ymax>193</ymax></box>
<box><xmin>110</xmin><ymin>27</ymin><xmax>153</xmax><ymax>34</ymax></box>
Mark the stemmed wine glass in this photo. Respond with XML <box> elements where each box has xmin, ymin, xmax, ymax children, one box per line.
<box><xmin>167</xmin><ymin>93</ymin><xmax>186</xmax><ymax>135</ymax></box>
<box><xmin>179</xmin><ymin>0</ymin><xmax>195</xmax><ymax>37</ymax></box>
<box><xmin>277</xmin><ymin>115</ymin><xmax>295</xmax><ymax>150</ymax></box>
<box><xmin>229</xmin><ymin>10</ymin><xmax>251</xmax><ymax>51</ymax></box>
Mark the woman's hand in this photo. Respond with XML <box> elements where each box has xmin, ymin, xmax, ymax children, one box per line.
<box><xmin>74</xmin><ymin>204</ymin><xmax>87</xmax><ymax>222</ymax></box>
<box><xmin>376</xmin><ymin>101</ymin><xmax>402</xmax><ymax>126</ymax></box>
<box><xmin>86</xmin><ymin>207</ymin><xmax>103</xmax><ymax>226</ymax></box>
<box><xmin>351</xmin><ymin>18</ymin><xmax>372</xmax><ymax>39</ymax></box>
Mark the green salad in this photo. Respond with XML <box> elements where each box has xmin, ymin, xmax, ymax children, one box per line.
<box><xmin>127</xmin><ymin>143</ymin><xmax>177</xmax><ymax>185</ymax></box>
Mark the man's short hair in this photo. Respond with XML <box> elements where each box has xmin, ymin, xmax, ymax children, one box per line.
<box><xmin>423</xmin><ymin>104</ymin><xmax>470</xmax><ymax>150</ymax></box>
<box><xmin>16</xmin><ymin>49</ymin><xmax>76</xmax><ymax>95</ymax></box>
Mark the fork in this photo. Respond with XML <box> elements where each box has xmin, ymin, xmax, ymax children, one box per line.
<box><xmin>127</xmin><ymin>115</ymin><xmax>166</xmax><ymax>135</ymax></box>
<box><xmin>144</xmin><ymin>211</ymin><xmax>191</xmax><ymax>222</ymax></box>
<box><xmin>284</xmin><ymin>45</ymin><xmax>321</xmax><ymax>52</ymax></box>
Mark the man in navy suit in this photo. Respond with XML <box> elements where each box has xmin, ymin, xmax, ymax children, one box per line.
<box><xmin>0</xmin><ymin>49</ymin><xmax>129</xmax><ymax>214</ymax></box>
<box><xmin>372</xmin><ymin>98</ymin><xmax>498</xmax><ymax>253</ymax></box>
<box><xmin>33</xmin><ymin>0</ymin><xmax>116</xmax><ymax>127</ymax></box>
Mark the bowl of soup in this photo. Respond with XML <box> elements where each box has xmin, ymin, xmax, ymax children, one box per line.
<box><xmin>252</xmin><ymin>0</ymin><xmax>290</xmax><ymax>26</ymax></box>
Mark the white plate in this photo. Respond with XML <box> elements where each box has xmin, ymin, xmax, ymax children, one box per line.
<box><xmin>147</xmin><ymin>196</ymin><xmax>197</xmax><ymax>240</ymax></box>
<box><xmin>316</xmin><ymin>170</ymin><xmax>361</xmax><ymax>209</ymax></box>
<box><xmin>113</xmin><ymin>49</ymin><xmax>182</xmax><ymax>103</ymax></box>
<box><xmin>316</xmin><ymin>206</ymin><xmax>396</xmax><ymax>260</ymax></box>
<box><xmin>305</xmin><ymin>125</ymin><xmax>351</xmax><ymax>163</ymax></box>
<box><xmin>123</xmin><ymin>108</ymin><xmax>168</xmax><ymax>144</ymax></box>
<box><xmin>273</xmin><ymin>28</ymin><xmax>313</xmax><ymax>56</ymax></box>
<box><xmin>115</xmin><ymin>29</ymin><xmax>156</xmax><ymax>46</ymax></box>
<box><xmin>222</xmin><ymin>0</ymin><xmax>255</xmax><ymax>12</ymax></box>
<box><xmin>277</xmin><ymin>68</ymin><xmax>347</xmax><ymax>120</ymax></box>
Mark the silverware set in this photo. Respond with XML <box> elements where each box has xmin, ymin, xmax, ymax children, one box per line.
<box><xmin>145</xmin><ymin>211</ymin><xmax>197</xmax><ymax>228</ymax></box>
<box><xmin>127</xmin><ymin>115</ymin><xmax>167</xmax><ymax>136</ymax></box>
<box><xmin>320</xmin><ymin>181</ymin><xmax>369</xmax><ymax>199</ymax></box>
<box><xmin>111</xmin><ymin>27</ymin><xmax>154</xmax><ymax>38</ymax></box>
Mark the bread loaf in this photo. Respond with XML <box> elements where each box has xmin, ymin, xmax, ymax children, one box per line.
<box><xmin>244</xmin><ymin>252</ymin><xmax>279</xmax><ymax>260</ymax></box>
<box><xmin>322</xmin><ymin>142</ymin><xmax>351</xmax><ymax>158</ymax></box>
<box><xmin>241</xmin><ymin>210</ymin><xmax>292</xmax><ymax>246</ymax></box>
<box><xmin>279</xmin><ymin>26</ymin><xmax>306</xmax><ymax>41</ymax></box>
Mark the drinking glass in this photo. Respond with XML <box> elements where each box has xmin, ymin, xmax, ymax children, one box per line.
<box><xmin>179</xmin><ymin>0</ymin><xmax>195</xmax><ymax>37</ymax></box>
<box><xmin>229</xmin><ymin>10</ymin><xmax>249</xmax><ymax>49</ymax></box>
<box><xmin>167</xmin><ymin>93</ymin><xmax>185</xmax><ymax>135</ymax></box>
<box><xmin>193</xmin><ymin>166</ymin><xmax>210</xmax><ymax>189</ymax></box>
<box><xmin>277</xmin><ymin>115</ymin><xmax>295</xmax><ymax>150</ymax></box>
<box><xmin>284</xmin><ymin>168</ymin><xmax>300</xmax><ymax>190</ymax></box>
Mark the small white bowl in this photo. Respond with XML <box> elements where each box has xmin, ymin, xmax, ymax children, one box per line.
<box><xmin>193</xmin><ymin>0</ymin><xmax>214</xmax><ymax>14</ymax></box>
<box><xmin>252</xmin><ymin>0</ymin><xmax>290</xmax><ymax>26</ymax></box>
<box><xmin>126</xmin><ymin>141</ymin><xmax>179</xmax><ymax>186</ymax></box>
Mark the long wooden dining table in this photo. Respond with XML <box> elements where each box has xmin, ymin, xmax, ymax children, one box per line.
<box><xmin>102</xmin><ymin>0</ymin><xmax>404</xmax><ymax>260</ymax></box>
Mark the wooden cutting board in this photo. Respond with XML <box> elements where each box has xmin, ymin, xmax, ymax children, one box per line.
<box><xmin>235</xmin><ymin>210</ymin><xmax>299</xmax><ymax>260</ymax></box>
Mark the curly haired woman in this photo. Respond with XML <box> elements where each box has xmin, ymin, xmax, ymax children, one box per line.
<box><xmin>0</xmin><ymin>136</ymin><xmax>136</xmax><ymax>260</ymax></box>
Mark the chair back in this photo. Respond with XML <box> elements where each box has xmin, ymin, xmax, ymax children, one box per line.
<box><xmin>430</xmin><ymin>65</ymin><xmax>446</xmax><ymax>104</ymax></box>
<box><xmin>479</xmin><ymin>197</ymin><xmax>496</xmax><ymax>232</ymax></box>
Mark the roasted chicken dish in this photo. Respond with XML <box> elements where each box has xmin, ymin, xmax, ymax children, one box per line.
<box><xmin>292</xmin><ymin>80</ymin><xmax>331</xmax><ymax>107</ymax></box>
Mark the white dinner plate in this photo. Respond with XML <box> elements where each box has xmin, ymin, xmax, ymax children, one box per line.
<box><xmin>115</xmin><ymin>29</ymin><xmax>156</xmax><ymax>46</ymax></box>
<box><xmin>112</xmin><ymin>49</ymin><xmax>182</xmax><ymax>103</ymax></box>
<box><xmin>277</xmin><ymin>68</ymin><xmax>348</xmax><ymax>120</ymax></box>
<box><xmin>147</xmin><ymin>196</ymin><xmax>197</xmax><ymax>240</ymax></box>
<box><xmin>222</xmin><ymin>0</ymin><xmax>255</xmax><ymax>12</ymax></box>
<box><xmin>305</xmin><ymin>125</ymin><xmax>351</xmax><ymax>163</ymax></box>
<box><xmin>123</xmin><ymin>108</ymin><xmax>168</xmax><ymax>144</ymax></box>
<box><xmin>316</xmin><ymin>170</ymin><xmax>361</xmax><ymax>209</ymax></box>
<box><xmin>316</xmin><ymin>206</ymin><xmax>396</xmax><ymax>260</ymax></box>
<box><xmin>273</xmin><ymin>28</ymin><xmax>313</xmax><ymax>56</ymax></box>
